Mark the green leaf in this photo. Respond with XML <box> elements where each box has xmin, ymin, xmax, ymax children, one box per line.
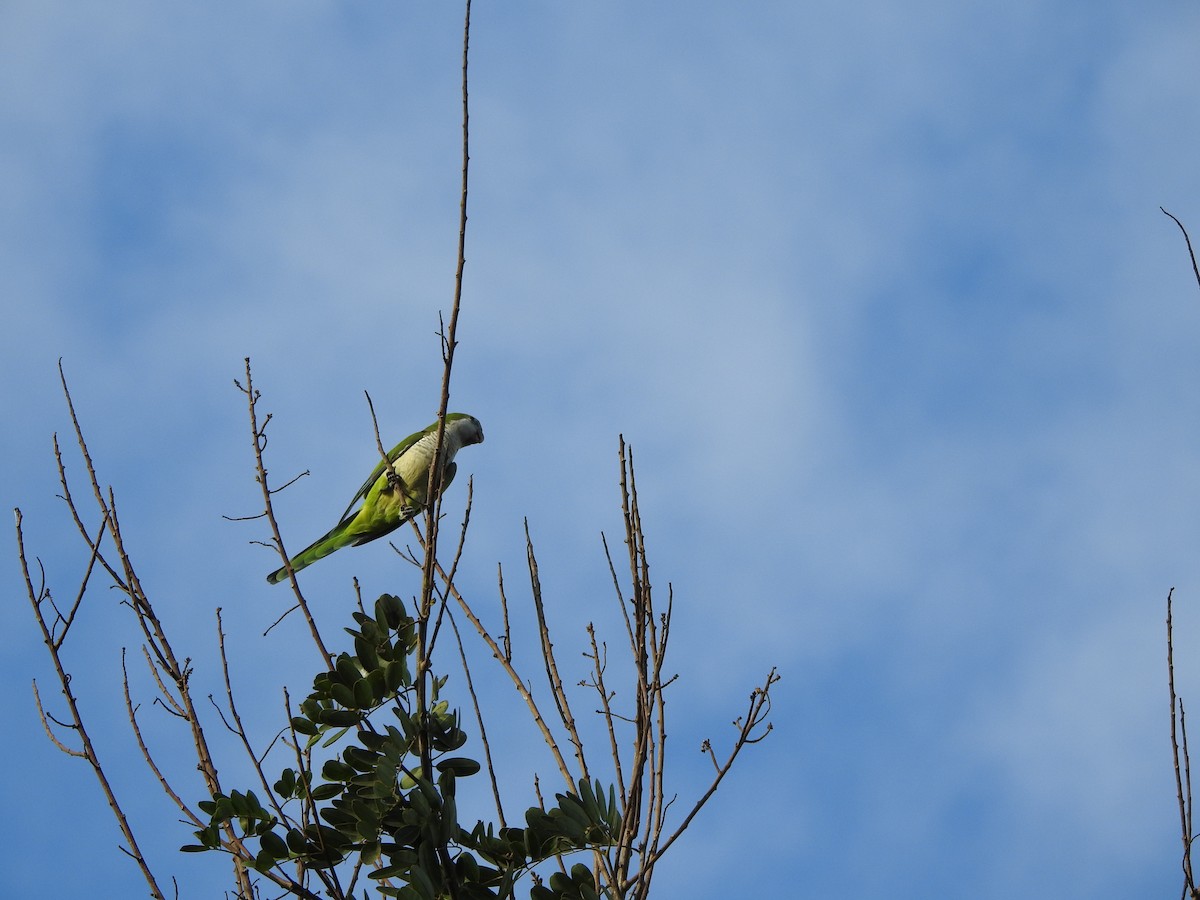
<box><xmin>376</xmin><ymin>593</ymin><xmax>406</xmax><ymax>629</ymax></box>
<box><xmin>335</xmin><ymin>653</ymin><xmax>363</xmax><ymax>685</ymax></box>
<box><xmin>344</xmin><ymin>746</ymin><xmax>379</xmax><ymax>772</ymax></box>
<box><xmin>253</xmin><ymin>847</ymin><xmax>277</xmax><ymax>874</ymax></box>
<box><xmin>366</xmin><ymin>770</ymin><xmax>400</xmax><ymax>800</ymax></box>
<box><xmin>359</xmin><ymin>729</ymin><xmax>388</xmax><ymax>752</ymax></box>
<box><xmin>392</xmin><ymin>706</ymin><xmax>416</xmax><ymax>740</ymax></box>
<box><xmin>553</xmin><ymin>813</ymin><xmax>586</xmax><ymax>846</ymax></box>
<box><xmin>369</xmin><ymin>862</ymin><xmax>409</xmax><ymax>880</ymax></box>
<box><xmin>440</xmin><ymin>794</ymin><xmax>458</xmax><ymax>843</ymax></box>
<box><xmin>322</xmin><ymin>759</ymin><xmax>356</xmax><ymax>782</ymax></box>
<box><xmin>331</xmin><ymin>682</ymin><xmax>358</xmax><ymax>709</ymax></box>
<box><xmin>260</xmin><ymin>830</ymin><xmax>289</xmax><ymax>859</ymax></box>
<box><xmin>408</xmin><ymin>863</ymin><xmax>438</xmax><ymax>900</ymax></box>
<box><xmin>435</xmin><ymin>757</ymin><xmax>481</xmax><ymax>778</ymax></box>
<box><xmin>311</xmin><ymin>783</ymin><xmax>344</xmax><ymax>801</ymax></box>
<box><xmin>243</xmin><ymin>790</ymin><xmax>269</xmax><ymax>818</ymax></box>
<box><xmin>317</xmin><ymin>709</ymin><xmax>363</xmax><ymax>728</ymax></box>
<box><xmin>577</xmin><ymin>779</ymin><xmax>598</xmax><ymax>816</ymax></box>
<box><xmin>355</xmin><ymin>634</ymin><xmax>381</xmax><ymax>671</ymax></box>
<box><xmin>321</xmin><ymin>724</ymin><xmax>354</xmax><ymax>747</ymax></box>
<box><xmin>398</xmin><ymin>769</ymin><xmax>419</xmax><ymax>791</ymax></box>
<box><xmin>365</xmin><ymin>667</ymin><xmax>389</xmax><ymax>702</ymax></box>
<box><xmin>285</xmin><ymin>827</ymin><xmax>308</xmax><ymax>854</ymax></box>
<box><xmin>559</xmin><ymin>794</ymin><xmax>591</xmax><ymax>830</ymax></box>
<box><xmin>274</xmin><ymin>768</ymin><xmax>297</xmax><ymax>797</ymax></box>
<box><xmin>356</xmin><ymin>616</ymin><xmax>383</xmax><ymax>644</ymax></box>
<box><xmin>549</xmin><ymin>870</ymin><xmax>573</xmax><ymax>892</ymax></box>
<box><xmin>408</xmin><ymin>783</ymin><xmax>432</xmax><ymax>816</ymax></box>
<box><xmin>353</xmin><ymin>677</ymin><xmax>377</xmax><ymax>708</ymax></box>
<box><xmin>381</xmin><ymin>845</ymin><xmax>418</xmax><ymax>867</ymax></box>
<box><xmin>455</xmin><ymin>851</ymin><xmax>481</xmax><ymax>883</ymax></box>
<box><xmin>320</xmin><ymin>806</ymin><xmax>358</xmax><ymax>833</ymax></box>
<box><xmin>385</xmin><ymin>658</ymin><xmax>411</xmax><ymax>692</ymax></box>
<box><xmin>302</xmin><ymin>823</ymin><xmax>353</xmax><ymax>866</ymax></box>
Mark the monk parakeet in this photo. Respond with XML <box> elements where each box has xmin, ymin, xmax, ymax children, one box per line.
<box><xmin>267</xmin><ymin>413</ymin><xmax>484</xmax><ymax>584</ymax></box>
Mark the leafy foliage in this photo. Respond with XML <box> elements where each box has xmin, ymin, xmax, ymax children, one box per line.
<box><xmin>188</xmin><ymin>594</ymin><xmax>620</xmax><ymax>899</ymax></box>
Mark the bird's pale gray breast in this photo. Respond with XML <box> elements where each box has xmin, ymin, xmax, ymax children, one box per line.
<box><xmin>393</xmin><ymin>431</ymin><xmax>464</xmax><ymax>484</ymax></box>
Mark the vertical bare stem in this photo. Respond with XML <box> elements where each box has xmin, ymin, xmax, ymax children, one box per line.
<box><xmin>412</xmin><ymin>6</ymin><xmax>474</xmax><ymax>898</ymax></box>
<box><xmin>1168</xmin><ymin>590</ymin><xmax>1198</xmax><ymax>897</ymax></box>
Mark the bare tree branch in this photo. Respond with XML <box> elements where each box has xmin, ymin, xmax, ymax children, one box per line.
<box><xmin>238</xmin><ymin>357</ymin><xmax>331</xmax><ymax>666</ymax></box>
<box><xmin>1162</xmin><ymin>208</ymin><xmax>1200</xmax><ymax>294</ymax></box>
<box><xmin>17</xmin><ymin>506</ymin><xmax>168</xmax><ymax>900</ymax></box>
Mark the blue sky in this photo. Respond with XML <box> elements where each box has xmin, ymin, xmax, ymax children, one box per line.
<box><xmin>4</xmin><ymin>1</ymin><xmax>1200</xmax><ymax>897</ymax></box>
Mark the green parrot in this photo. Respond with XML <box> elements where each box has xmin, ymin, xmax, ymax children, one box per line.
<box><xmin>267</xmin><ymin>413</ymin><xmax>484</xmax><ymax>584</ymax></box>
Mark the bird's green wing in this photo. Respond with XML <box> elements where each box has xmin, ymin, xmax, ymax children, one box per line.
<box><xmin>336</xmin><ymin>414</ymin><xmax>476</xmax><ymax>523</ymax></box>
<box><xmin>338</xmin><ymin>422</ymin><xmax>437</xmax><ymax>523</ymax></box>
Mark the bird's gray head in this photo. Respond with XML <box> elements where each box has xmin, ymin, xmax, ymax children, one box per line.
<box><xmin>447</xmin><ymin>413</ymin><xmax>484</xmax><ymax>447</ymax></box>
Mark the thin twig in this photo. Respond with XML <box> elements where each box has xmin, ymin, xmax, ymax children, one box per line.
<box><xmin>214</xmin><ymin>608</ymin><xmax>295</xmax><ymax>829</ymax></box>
<box><xmin>584</xmin><ymin>625</ymin><xmax>626</xmax><ymax>798</ymax></box>
<box><xmin>498</xmin><ymin>562</ymin><xmax>513</xmax><ymax>662</ymax></box>
<box><xmin>365</xmin><ymin>390</ymin><xmax>400</xmax><ymax>492</ymax></box>
<box><xmin>55</xmin><ymin>511</ymin><xmax>110</xmax><ymax>648</ymax></box>
<box><xmin>122</xmin><ymin>650</ymin><xmax>204</xmax><ymax>828</ymax></box>
<box><xmin>449</xmin><ymin>608</ymin><xmax>507</xmax><ymax>828</ymax></box>
<box><xmin>526</xmin><ymin>519</ymin><xmax>589</xmax><ymax>780</ymax></box>
<box><xmin>1162</xmin><ymin>208</ymin><xmax>1200</xmax><ymax>293</ymax></box>
<box><xmin>237</xmin><ymin>357</ymin><xmax>331</xmax><ymax>666</ymax></box>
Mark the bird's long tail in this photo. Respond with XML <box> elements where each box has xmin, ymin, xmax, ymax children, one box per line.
<box><xmin>266</xmin><ymin>521</ymin><xmax>354</xmax><ymax>585</ymax></box>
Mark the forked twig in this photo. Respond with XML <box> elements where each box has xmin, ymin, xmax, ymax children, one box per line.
<box><xmin>17</xmin><ymin>506</ymin><xmax>168</xmax><ymax>899</ymax></box>
<box><xmin>237</xmin><ymin>357</ymin><xmax>331</xmax><ymax>666</ymax></box>
<box><xmin>635</xmin><ymin>668</ymin><xmax>778</xmax><ymax>886</ymax></box>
